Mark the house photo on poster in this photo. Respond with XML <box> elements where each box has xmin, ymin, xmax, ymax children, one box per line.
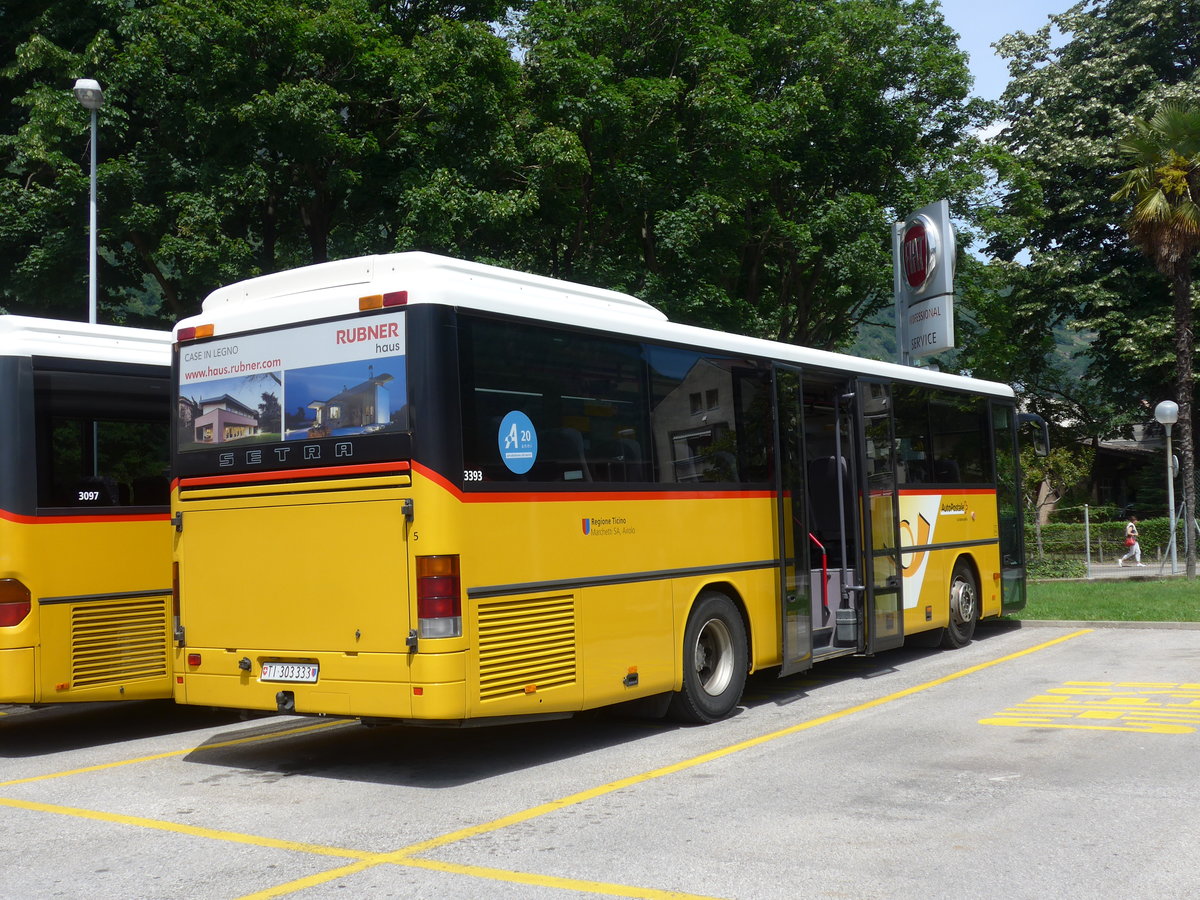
<box><xmin>177</xmin><ymin>371</ymin><xmax>283</xmax><ymax>451</ymax></box>
<box><xmin>283</xmin><ymin>358</ymin><xmax>407</xmax><ymax>440</ymax></box>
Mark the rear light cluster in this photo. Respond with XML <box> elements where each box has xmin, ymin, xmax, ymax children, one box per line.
<box><xmin>176</xmin><ymin>323</ymin><xmax>214</xmax><ymax>342</ymax></box>
<box><xmin>358</xmin><ymin>291</ymin><xmax>407</xmax><ymax>311</ymax></box>
<box><xmin>0</xmin><ymin>579</ymin><xmax>32</xmax><ymax>627</ymax></box>
<box><xmin>417</xmin><ymin>555</ymin><xmax>461</xmax><ymax>639</ymax></box>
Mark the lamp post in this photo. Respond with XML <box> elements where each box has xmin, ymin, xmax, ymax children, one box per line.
<box><xmin>1155</xmin><ymin>400</ymin><xmax>1179</xmax><ymax>574</ymax></box>
<box><xmin>73</xmin><ymin>78</ymin><xmax>104</xmax><ymax>324</ymax></box>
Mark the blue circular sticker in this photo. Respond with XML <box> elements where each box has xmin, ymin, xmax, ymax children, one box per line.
<box><xmin>498</xmin><ymin>411</ymin><xmax>537</xmax><ymax>475</ymax></box>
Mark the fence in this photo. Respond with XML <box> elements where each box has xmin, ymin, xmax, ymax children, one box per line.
<box><xmin>1028</xmin><ymin>504</ymin><xmax>1196</xmax><ymax>579</ymax></box>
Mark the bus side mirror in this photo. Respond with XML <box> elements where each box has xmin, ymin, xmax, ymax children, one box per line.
<box><xmin>1017</xmin><ymin>413</ymin><xmax>1050</xmax><ymax>457</ymax></box>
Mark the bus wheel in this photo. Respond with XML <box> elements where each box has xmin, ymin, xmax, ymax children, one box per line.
<box><xmin>668</xmin><ymin>591</ymin><xmax>748</xmax><ymax>723</ymax></box>
<box><xmin>941</xmin><ymin>560</ymin><xmax>978</xmax><ymax>649</ymax></box>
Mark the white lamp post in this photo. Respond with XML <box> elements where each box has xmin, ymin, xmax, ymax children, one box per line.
<box><xmin>1155</xmin><ymin>400</ymin><xmax>1180</xmax><ymax>574</ymax></box>
<box><xmin>73</xmin><ymin>78</ymin><xmax>104</xmax><ymax>324</ymax></box>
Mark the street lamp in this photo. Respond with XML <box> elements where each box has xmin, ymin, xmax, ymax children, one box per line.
<box><xmin>1155</xmin><ymin>400</ymin><xmax>1179</xmax><ymax>574</ymax></box>
<box><xmin>73</xmin><ymin>78</ymin><xmax>104</xmax><ymax>324</ymax></box>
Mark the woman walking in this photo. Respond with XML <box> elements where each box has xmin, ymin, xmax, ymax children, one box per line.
<box><xmin>1118</xmin><ymin>514</ymin><xmax>1146</xmax><ymax>567</ymax></box>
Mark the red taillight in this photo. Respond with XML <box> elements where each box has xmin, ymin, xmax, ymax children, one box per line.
<box><xmin>177</xmin><ymin>323</ymin><xmax>213</xmax><ymax>342</ymax></box>
<box><xmin>187</xmin><ymin>653</ymin><xmax>201</xmax><ymax>667</ymax></box>
<box><xmin>0</xmin><ymin>579</ymin><xmax>32</xmax><ymax>627</ymax></box>
<box><xmin>416</xmin><ymin>555</ymin><xmax>461</xmax><ymax>638</ymax></box>
<box><xmin>359</xmin><ymin>291</ymin><xmax>408</xmax><ymax>311</ymax></box>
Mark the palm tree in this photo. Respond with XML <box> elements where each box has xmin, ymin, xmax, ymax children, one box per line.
<box><xmin>1112</xmin><ymin>101</ymin><xmax>1200</xmax><ymax>578</ymax></box>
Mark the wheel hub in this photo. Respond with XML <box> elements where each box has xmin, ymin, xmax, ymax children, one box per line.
<box><xmin>950</xmin><ymin>576</ymin><xmax>975</xmax><ymax>624</ymax></box>
<box><xmin>696</xmin><ymin>618</ymin><xmax>734</xmax><ymax>696</ymax></box>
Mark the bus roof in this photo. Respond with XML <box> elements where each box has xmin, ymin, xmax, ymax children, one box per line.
<box><xmin>182</xmin><ymin>252</ymin><xmax>1014</xmax><ymax>399</ymax></box>
<box><xmin>0</xmin><ymin>315</ymin><xmax>172</xmax><ymax>367</ymax></box>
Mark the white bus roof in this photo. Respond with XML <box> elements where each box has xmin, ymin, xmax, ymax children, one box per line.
<box><xmin>0</xmin><ymin>315</ymin><xmax>172</xmax><ymax>367</ymax></box>
<box><xmin>182</xmin><ymin>252</ymin><xmax>1014</xmax><ymax>399</ymax></box>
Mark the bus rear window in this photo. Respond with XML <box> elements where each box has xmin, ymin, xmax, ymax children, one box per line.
<box><xmin>34</xmin><ymin>369</ymin><xmax>170</xmax><ymax>509</ymax></box>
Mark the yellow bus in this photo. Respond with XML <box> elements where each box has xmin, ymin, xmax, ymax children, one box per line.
<box><xmin>0</xmin><ymin>316</ymin><xmax>173</xmax><ymax>704</ymax></box>
<box><xmin>171</xmin><ymin>253</ymin><xmax>1035</xmax><ymax>724</ymax></box>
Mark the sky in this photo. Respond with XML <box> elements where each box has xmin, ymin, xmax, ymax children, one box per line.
<box><xmin>935</xmin><ymin>0</ymin><xmax>1066</xmax><ymax>101</ymax></box>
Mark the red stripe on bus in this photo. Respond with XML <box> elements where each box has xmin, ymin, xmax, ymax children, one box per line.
<box><xmin>898</xmin><ymin>488</ymin><xmax>996</xmax><ymax>496</ymax></box>
<box><xmin>176</xmin><ymin>460</ymin><xmax>411</xmax><ymax>489</ymax></box>
<box><xmin>0</xmin><ymin>508</ymin><xmax>170</xmax><ymax>525</ymax></box>
<box><xmin>408</xmin><ymin>461</ymin><xmax>773</xmax><ymax>503</ymax></box>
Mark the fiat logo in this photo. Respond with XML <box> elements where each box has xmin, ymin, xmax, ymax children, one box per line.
<box><xmin>902</xmin><ymin>215</ymin><xmax>938</xmax><ymax>291</ymax></box>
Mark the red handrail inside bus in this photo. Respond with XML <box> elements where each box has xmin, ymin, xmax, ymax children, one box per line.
<box><xmin>809</xmin><ymin>532</ymin><xmax>829</xmax><ymax>625</ymax></box>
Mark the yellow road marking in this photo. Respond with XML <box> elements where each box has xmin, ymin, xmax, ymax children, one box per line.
<box><xmin>4</xmin><ymin>630</ymin><xmax>1092</xmax><ymax>900</ymax></box>
<box><xmin>398</xmin><ymin>629</ymin><xmax>1093</xmax><ymax>858</ymax></box>
<box><xmin>0</xmin><ymin>718</ymin><xmax>352</xmax><ymax>787</ymax></box>
<box><xmin>0</xmin><ymin>796</ymin><xmax>373</xmax><ymax>859</ymax></box>
<box><xmin>981</xmin><ymin>679</ymin><xmax>1200</xmax><ymax>734</ymax></box>
<box><xmin>239</xmin><ymin>856</ymin><xmax>719</xmax><ymax>900</ymax></box>
<box><xmin>240</xmin><ymin>629</ymin><xmax>1093</xmax><ymax>898</ymax></box>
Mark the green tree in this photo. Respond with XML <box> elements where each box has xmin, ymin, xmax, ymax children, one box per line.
<box><xmin>1021</xmin><ymin>443</ymin><xmax>1092</xmax><ymax>559</ymax></box>
<box><xmin>1112</xmin><ymin>101</ymin><xmax>1200</xmax><ymax>578</ymax></box>
<box><xmin>0</xmin><ymin>0</ymin><xmax>526</xmax><ymax>324</ymax></box>
<box><xmin>512</xmin><ymin>0</ymin><xmax>992</xmax><ymax>350</ymax></box>
<box><xmin>991</xmin><ymin>0</ymin><xmax>1199</xmax><ymax>425</ymax></box>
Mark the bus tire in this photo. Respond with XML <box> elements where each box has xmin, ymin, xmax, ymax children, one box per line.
<box><xmin>668</xmin><ymin>591</ymin><xmax>748</xmax><ymax>724</ymax></box>
<box><xmin>941</xmin><ymin>559</ymin><xmax>979</xmax><ymax>649</ymax></box>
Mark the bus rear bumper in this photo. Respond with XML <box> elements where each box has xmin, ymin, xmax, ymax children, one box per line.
<box><xmin>173</xmin><ymin>648</ymin><xmax>467</xmax><ymax>721</ymax></box>
<box><xmin>0</xmin><ymin>647</ymin><xmax>36</xmax><ymax>703</ymax></box>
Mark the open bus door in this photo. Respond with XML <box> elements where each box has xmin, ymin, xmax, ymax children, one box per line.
<box><xmin>775</xmin><ymin>369</ymin><xmax>904</xmax><ymax>672</ymax></box>
<box><xmin>775</xmin><ymin>365</ymin><xmax>813</xmax><ymax>676</ymax></box>
<box><xmin>855</xmin><ymin>380</ymin><xmax>904</xmax><ymax>654</ymax></box>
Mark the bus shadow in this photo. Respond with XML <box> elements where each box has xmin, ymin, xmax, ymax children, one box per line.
<box><xmin>0</xmin><ymin>700</ymin><xmax>251</xmax><ymax>759</ymax></box>
<box><xmin>178</xmin><ymin>628</ymin><xmax>1019</xmax><ymax>788</ymax></box>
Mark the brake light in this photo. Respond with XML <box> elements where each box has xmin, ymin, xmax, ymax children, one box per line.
<box><xmin>0</xmin><ymin>579</ymin><xmax>32</xmax><ymax>627</ymax></box>
<box><xmin>416</xmin><ymin>555</ymin><xmax>461</xmax><ymax>638</ymax></box>
<box><xmin>177</xmin><ymin>323</ymin><xmax>214</xmax><ymax>342</ymax></box>
<box><xmin>358</xmin><ymin>291</ymin><xmax>408</xmax><ymax>311</ymax></box>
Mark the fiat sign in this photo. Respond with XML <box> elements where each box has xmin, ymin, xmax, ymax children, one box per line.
<box><xmin>893</xmin><ymin>199</ymin><xmax>956</xmax><ymax>362</ymax></box>
<box><xmin>902</xmin><ymin>216</ymin><xmax>936</xmax><ymax>290</ymax></box>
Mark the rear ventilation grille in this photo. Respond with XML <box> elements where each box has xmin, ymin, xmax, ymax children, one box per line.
<box><xmin>477</xmin><ymin>594</ymin><xmax>577</xmax><ymax>702</ymax></box>
<box><xmin>71</xmin><ymin>597</ymin><xmax>169</xmax><ymax>687</ymax></box>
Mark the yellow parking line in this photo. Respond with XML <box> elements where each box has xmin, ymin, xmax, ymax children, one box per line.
<box><xmin>3</xmin><ymin>631</ymin><xmax>1092</xmax><ymax>900</ymax></box>
<box><xmin>239</xmin><ymin>856</ymin><xmax>719</xmax><ymax>900</ymax></box>
<box><xmin>400</xmin><ymin>629</ymin><xmax>1094</xmax><ymax>858</ymax></box>
<box><xmin>241</xmin><ymin>629</ymin><xmax>1093</xmax><ymax>898</ymax></box>
<box><xmin>0</xmin><ymin>796</ymin><xmax>373</xmax><ymax>860</ymax></box>
<box><xmin>0</xmin><ymin>718</ymin><xmax>352</xmax><ymax>787</ymax></box>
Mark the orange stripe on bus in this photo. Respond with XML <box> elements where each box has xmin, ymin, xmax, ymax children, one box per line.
<box><xmin>408</xmin><ymin>461</ymin><xmax>773</xmax><ymax>503</ymax></box>
<box><xmin>176</xmin><ymin>460</ymin><xmax>410</xmax><ymax>489</ymax></box>
<box><xmin>898</xmin><ymin>488</ymin><xmax>996</xmax><ymax>496</ymax></box>
<box><xmin>0</xmin><ymin>508</ymin><xmax>170</xmax><ymax>525</ymax></box>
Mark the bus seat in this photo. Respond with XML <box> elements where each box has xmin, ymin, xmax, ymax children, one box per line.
<box><xmin>617</xmin><ymin>437</ymin><xmax>648</xmax><ymax>480</ymax></box>
<box><xmin>133</xmin><ymin>475</ymin><xmax>170</xmax><ymax>506</ymax></box>
<box><xmin>537</xmin><ymin>427</ymin><xmax>592</xmax><ymax>482</ymax></box>
<box><xmin>933</xmin><ymin>459</ymin><xmax>960</xmax><ymax>483</ymax></box>
<box><xmin>806</xmin><ymin>456</ymin><xmax>853</xmax><ymax>570</ymax></box>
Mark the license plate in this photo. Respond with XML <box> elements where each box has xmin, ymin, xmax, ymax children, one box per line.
<box><xmin>260</xmin><ymin>662</ymin><xmax>319</xmax><ymax>683</ymax></box>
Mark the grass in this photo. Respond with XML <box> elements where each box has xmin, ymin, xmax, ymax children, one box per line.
<box><xmin>1015</xmin><ymin>578</ymin><xmax>1200</xmax><ymax>622</ymax></box>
